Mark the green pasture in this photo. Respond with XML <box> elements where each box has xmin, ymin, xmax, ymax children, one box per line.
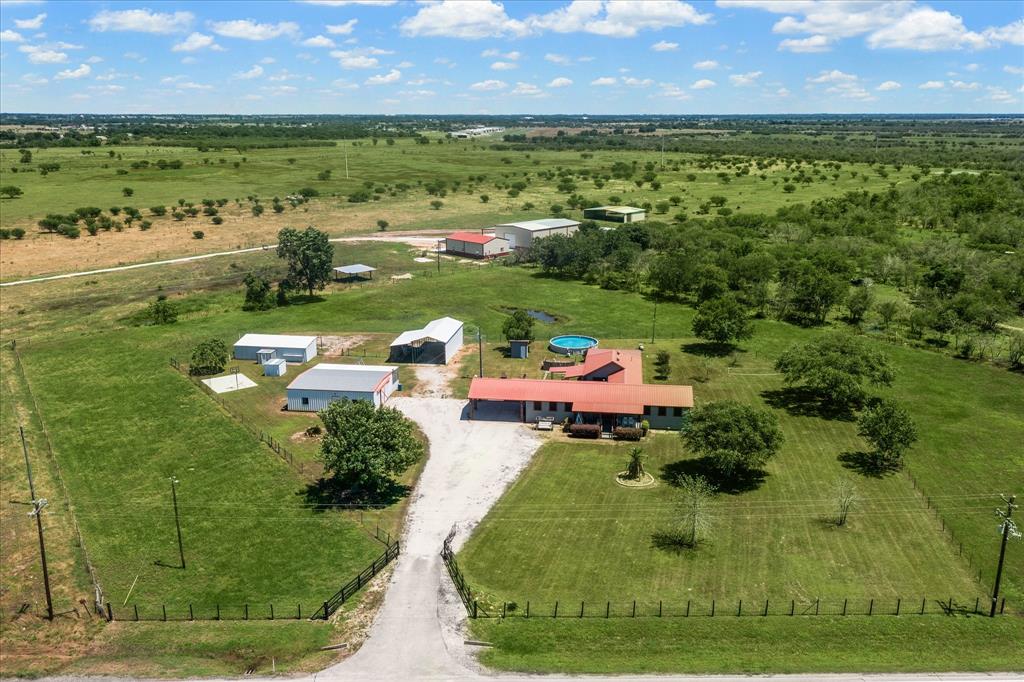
<box><xmin>0</xmin><ymin>138</ymin><xmax>918</xmax><ymax>229</ymax></box>
<box><xmin>471</xmin><ymin>615</ymin><xmax>1024</xmax><ymax>674</ymax></box>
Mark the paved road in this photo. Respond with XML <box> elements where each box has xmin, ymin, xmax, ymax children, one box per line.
<box><xmin>0</xmin><ymin>234</ymin><xmax>445</xmax><ymax>288</ymax></box>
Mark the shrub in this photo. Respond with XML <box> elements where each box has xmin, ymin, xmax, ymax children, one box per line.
<box><xmin>304</xmin><ymin>425</ymin><xmax>323</xmax><ymax>437</ymax></box>
<box><xmin>613</xmin><ymin>426</ymin><xmax>643</xmax><ymax>441</ymax></box>
<box><xmin>150</xmin><ymin>205</ymin><xmax>167</xmax><ymax>216</ymax></box>
<box><xmin>640</xmin><ymin>419</ymin><xmax>650</xmax><ymax>435</ymax></box>
<box><xmin>11</xmin><ymin>227</ymin><xmax>25</xmax><ymax>239</ymax></box>
<box><xmin>193</xmin><ymin>230</ymin><xmax>205</xmax><ymax>240</ymax></box>
<box><xmin>568</xmin><ymin>424</ymin><xmax>601</xmax><ymax>439</ymax></box>
<box><xmin>212</xmin><ymin>216</ymin><xmax>224</xmax><ymax>225</ymax></box>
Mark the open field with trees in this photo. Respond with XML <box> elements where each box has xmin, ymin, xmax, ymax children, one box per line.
<box><xmin>2</xmin><ymin>116</ymin><xmax>1022</xmax><ymax>676</ymax></box>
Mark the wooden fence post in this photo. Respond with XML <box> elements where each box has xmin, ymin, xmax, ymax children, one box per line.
<box><xmin>553</xmin><ymin>601</ymin><xmax>559</xmax><ymax>618</ymax></box>
<box><xmin>764</xmin><ymin>599</ymin><xmax>769</xmax><ymax>616</ymax></box>
<box><xmin>189</xmin><ymin>604</ymin><xmax>194</xmax><ymax>621</ymax></box>
<box><xmin>106</xmin><ymin>603</ymin><xmax>113</xmax><ymax>621</ymax></box>
<box><xmin>659</xmin><ymin>600</ymin><xmax>663</xmax><ymax>618</ymax></box>
<box><xmin>896</xmin><ymin>598</ymin><xmax>901</xmax><ymax>616</ymax></box>
<box><xmin>686</xmin><ymin>600</ymin><xmax>691</xmax><ymax>617</ymax></box>
<box><xmin>245</xmin><ymin>604</ymin><xmax>249</xmax><ymax>620</ymax></box>
<box><xmin>579</xmin><ymin>601</ymin><xmax>584</xmax><ymax>618</ymax></box>
<box><xmin>632</xmin><ymin>600</ymin><xmax>636</xmax><ymax>618</ymax></box>
<box><xmin>921</xmin><ymin>597</ymin><xmax>926</xmax><ymax>615</ymax></box>
<box><xmin>473</xmin><ymin>601</ymin><xmax>478</xmax><ymax>619</ymax></box>
<box><xmin>270</xmin><ymin>604</ymin><xmax>274</xmax><ymax>620</ymax></box>
<box><xmin>134</xmin><ymin>604</ymin><xmax>139</xmax><ymax>621</ymax></box>
<box><xmin>737</xmin><ymin>599</ymin><xmax>743</xmax><ymax>616</ymax></box>
<box><xmin>162</xmin><ymin>604</ymin><xmax>167</xmax><ymax>622</ymax></box>
<box><xmin>711</xmin><ymin>599</ymin><xmax>715</xmax><ymax>617</ymax></box>
<box><xmin>323</xmin><ymin>602</ymin><xmax>330</xmax><ymax>621</ymax></box>
<box><xmin>868</xmin><ymin>599</ymin><xmax>873</xmax><ymax>616</ymax></box>
<box><xmin>526</xmin><ymin>601</ymin><xmax>530</xmax><ymax>618</ymax></box>
<box><xmin>790</xmin><ymin>600</ymin><xmax>795</xmax><ymax>616</ymax></box>
<box><xmin>815</xmin><ymin>598</ymin><xmax>819</xmax><ymax>616</ymax></box>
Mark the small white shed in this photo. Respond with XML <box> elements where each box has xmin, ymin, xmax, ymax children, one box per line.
<box><xmin>286</xmin><ymin>363</ymin><xmax>399</xmax><ymax>412</ymax></box>
<box><xmin>234</xmin><ymin>334</ymin><xmax>317</xmax><ymax>363</ymax></box>
<box><xmin>263</xmin><ymin>358</ymin><xmax>287</xmax><ymax>377</ymax></box>
<box><xmin>388</xmin><ymin>316</ymin><xmax>464</xmax><ymax>365</ymax></box>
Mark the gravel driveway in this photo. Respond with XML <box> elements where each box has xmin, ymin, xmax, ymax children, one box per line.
<box><xmin>323</xmin><ymin>397</ymin><xmax>543</xmax><ymax>681</ymax></box>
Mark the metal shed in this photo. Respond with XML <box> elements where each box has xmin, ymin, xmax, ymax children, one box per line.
<box><xmin>286</xmin><ymin>363</ymin><xmax>399</xmax><ymax>412</ymax></box>
<box><xmin>583</xmin><ymin>205</ymin><xmax>647</xmax><ymax>223</ymax></box>
<box><xmin>234</xmin><ymin>334</ymin><xmax>317</xmax><ymax>363</ymax></box>
<box><xmin>263</xmin><ymin>358</ymin><xmax>287</xmax><ymax>377</ymax></box>
<box><xmin>493</xmin><ymin>218</ymin><xmax>580</xmax><ymax>249</ymax></box>
<box><xmin>445</xmin><ymin>232</ymin><xmax>511</xmax><ymax>258</ymax></box>
<box><xmin>389</xmin><ymin>316</ymin><xmax>464</xmax><ymax>365</ymax></box>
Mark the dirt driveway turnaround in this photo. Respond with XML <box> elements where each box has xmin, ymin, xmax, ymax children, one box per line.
<box><xmin>324</xmin><ymin>396</ymin><xmax>542</xmax><ymax>681</ymax></box>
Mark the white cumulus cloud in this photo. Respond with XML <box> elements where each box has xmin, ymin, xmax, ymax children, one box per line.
<box><xmin>209</xmin><ymin>20</ymin><xmax>300</xmax><ymax>41</ymax></box>
<box><xmin>234</xmin><ymin>65</ymin><xmax>264</xmax><ymax>80</ymax></box>
<box><xmin>779</xmin><ymin>34</ymin><xmax>831</xmax><ymax>52</ymax></box>
<box><xmin>729</xmin><ymin>70</ymin><xmax>762</xmax><ymax>86</ymax></box>
<box><xmin>172</xmin><ymin>32</ymin><xmax>223</xmax><ymax>52</ymax></box>
<box><xmin>55</xmin><ymin>63</ymin><xmax>91</xmax><ymax>80</ymax></box>
<box><xmin>511</xmin><ymin>82</ymin><xmax>544</xmax><ymax>96</ymax></box>
<box><xmin>0</xmin><ymin>29</ymin><xmax>25</xmax><ymax>42</ymax></box>
<box><xmin>548</xmin><ymin>77</ymin><xmax>573</xmax><ymax>87</ymax></box>
<box><xmin>651</xmin><ymin>40</ymin><xmax>678</xmax><ymax>51</ymax></box>
<box><xmin>303</xmin><ymin>35</ymin><xmax>336</xmax><ymax>48</ymax></box>
<box><xmin>14</xmin><ymin>13</ymin><xmax>46</xmax><ymax>30</ymax></box>
<box><xmin>365</xmin><ymin>69</ymin><xmax>401</xmax><ymax>85</ymax></box>
<box><xmin>89</xmin><ymin>9</ymin><xmax>193</xmax><ymax>34</ymax></box>
<box><xmin>918</xmin><ymin>80</ymin><xmax>945</xmax><ymax>89</ymax></box>
<box><xmin>470</xmin><ymin>78</ymin><xmax>507</xmax><ymax>90</ymax></box>
<box><xmin>326</xmin><ymin>20</ymin><xmax>358</xmax><ymax>35</ymax></box>
<box><xmin>491</xmin><ymin>61</ymin><xmax>517</xmax><ymax>70</ymax></box>
<box><xmin>591</xmin><ymin>76</ymin><xmax>618</xmax><ymax>86</ymax></box>
<box><xmin>876</xmin><ymin>80</ymin><xmax>901</xmax><ymax>91</ymax></box>
<box><xmin>690</xmin><ymin>78</ymin><xmax>716</xmax><ymax>89</ymax></box>
<box><xmin>693</xmin><ymin>59</ymin><xmax>719</xmax><ymax>69</ymax></box>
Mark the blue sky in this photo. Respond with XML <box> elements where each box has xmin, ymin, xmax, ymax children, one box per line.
<box><xmin>1</xmin><ymin>0</ymin><xmax>1021</xmax><ymax>114</ymax></box>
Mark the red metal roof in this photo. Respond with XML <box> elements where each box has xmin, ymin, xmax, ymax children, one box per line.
<box><xmin>447</xmin><ymin>231</ymin><xmax>496</xmax><ymax>245</ymax></box>
<box><xmin>469</xmin><ymin>377</ymin><xmax>693</xmax><ymax>410</ymax></box>
<box><xmin>571</xmin><ymin>400</ymin><xmax>644</xmax><ymax>414</ymax></box>
<box><xmin>551</xmin><ymin>348</ymin><xmax>641</xmax><ymax>383</ymax></box>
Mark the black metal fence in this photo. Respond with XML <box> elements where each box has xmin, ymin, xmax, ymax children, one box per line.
<box><xmin>101</xmin><ymin>602</ymin><xmax>314</xmax><ymax>622</ymax></box>
<box><xmin>442</xmin><ymin>527</ymin><xmax>474</xmax><ymax>614</ymax></box>
<box><xmin>311</xmin><ymin>540</ymin><xmax>400</xmax><ymax>620</ymax></box>
<box><xmin>467</xmin><ymin>595</ymin><xmax>1008</xmax><ymax>620</ymax></box>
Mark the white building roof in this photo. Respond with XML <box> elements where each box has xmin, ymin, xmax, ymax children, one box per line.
<box><xmin>334</xmin><ymin>264</ymin><xmax>376</xmax><ymax>274</ymax></box>
<box><xmin>235</xmin><ymin>333</ymin><xmax>316</xmax><ymax>349</ymax></box>
<box><xmin>589</xmin><ymin>205</ymin><xmax>645</xmax><ymax>214</ymax></box>
<box><xmin>287</xmin><ymin>364</ymin><xmax>396</xmax><ymax>392</ymax></box>
<box><xmin>390</xmin><ymin>316</ymin><xmax>464</xmax><ymax>347</ymax></box>
<box><xmin>496</xmin><ymin>218</ymin><xmax>580</xmax><ymax>232</ymax></box>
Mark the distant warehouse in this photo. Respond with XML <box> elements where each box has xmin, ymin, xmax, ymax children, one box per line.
<box><xmin>234</xmin><ymin>333</ymin><xmax>317</xmax><ymax>363</ymax></box>
<box><xmin>583</xmin><ymin>206</ymin><xmax>646</xmax><ymax>223</ymax></box>
<box><xmin>286</xmin><ymin>364</ymin><xmax>399</xmax><ymax>412</ymax></box>
<box><xmin>494</xmin><ymin>218</ymin><xmax>580</xmax><ymax>249</ymax></box>
<box><xmin>445</xmin><ymin>231</ymin><xmax>510</xmax><ymax>258</ymax></box>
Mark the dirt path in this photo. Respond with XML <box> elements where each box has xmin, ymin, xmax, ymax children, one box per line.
<box><xmin>0</xmin><ymin>233</ymin><xmax>445</xmax><ymax>288</ymax></box>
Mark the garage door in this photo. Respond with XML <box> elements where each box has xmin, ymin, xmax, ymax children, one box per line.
<box><xmin>471</xmin><ymin>400</ymin><xmax>521</xmax><ymax>422</ymax></box>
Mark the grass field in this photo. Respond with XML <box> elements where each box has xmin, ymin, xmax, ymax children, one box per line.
<box><xmin>470</xmin><ymin>615</ymin><xmax>1023</xmax><ymax>674</ymax></box>
<box><xmin>0</xmin><ymin>138</ymin><xmax>919</xmax><ymax>279</ymax></box>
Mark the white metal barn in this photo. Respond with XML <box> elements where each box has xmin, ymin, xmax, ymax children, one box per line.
<box><xmin>493</xmin><ymin>218</ymin><xmax>580</xmax><ymax>249</ymax></box>
<box><xmin>234</xmin><ymin>334</ymin><xmax>317</xmax><ymax>363</ymax></box>
<box><xmin>583</xmin><ymin>205</ymin><xmax>647</xmax><ymax>223</ymax></box>
<box><xmin>286</xmin><ymin>364</ymin><xmax>399</xmax><ymax>412</ymax></box>
<box><xmin>389</xmin><ymin>316</ymin><xmax>464</xmax><ymax>364</ymax></box>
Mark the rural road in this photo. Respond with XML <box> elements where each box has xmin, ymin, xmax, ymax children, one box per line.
<box><xmin>33</xmin><ymin>398</ymin><xmax>1024</xmax><ymax>682</ymax></box>
<box><xmin>0</xmin><ymin>233</ymin><xmax>446</xmax><ymax>288</ymax></box>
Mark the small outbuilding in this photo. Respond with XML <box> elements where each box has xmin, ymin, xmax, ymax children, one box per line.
<box><xmin>445</xmin><ymin>232</ymin><xmax>511</xmax><ymax>258</ymax></box>
<box><xmin>286</xmin><ymin>363</ymin><xmax>399</xmax><ymax>412</ymax></box>
<box><xmin>509</xmin><ymin>339</ymin><xmax>530</xmax><ymax>359</ymax></box>
<box><xmin>493</xmin><ymin>218</ymin><xmax>580</xmax><ymax>249</ymax></box>
<box><xmin>389</xmin><ymin>316</ymin><xmax>464</xmax><ymax>364</ymax></box>
<box><xmin>583</xmin><ymin>206</ymin><xmax>646</xmax><ymax>223</ymax></box>
<box><xmin>234</xmin><ymin>334</ymin><xmax>317</xmax><ymax>363</ymax></box>
<box><xmin>263</xmin><ymin>358</ymin><xmax>287</xmax><ymax>377</ymax></box>
<box><xmin>334</xmin><ymin>264</ymin><xmax>376</xmax><ymax>281</ymax></box>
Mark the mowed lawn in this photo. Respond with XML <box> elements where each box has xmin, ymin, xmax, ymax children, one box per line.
<box><xmin>449</xmin><ymin>297</ymin><xmax>1024</xmax><ymax>606</ymax></box>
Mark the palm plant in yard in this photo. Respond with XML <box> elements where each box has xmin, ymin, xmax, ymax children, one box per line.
<box><xmin>626</xmin><ymin>447</ymin><xmax>646</xmax><ymax>480</ymax></box>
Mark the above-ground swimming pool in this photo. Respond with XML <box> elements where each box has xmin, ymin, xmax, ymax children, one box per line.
<box><xmin>549</xmin><ymin>334</ymin><xmax>599</xmax><ymax>355</ymax></box>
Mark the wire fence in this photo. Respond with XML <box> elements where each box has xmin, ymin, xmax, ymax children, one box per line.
<box><xmin>467</xmin><ymin>595</ymin><xmax>1008</xmax><ymax>620</ymax></box>
<box><xmin>7</xmin><ymin>342</ymin><xmax>106</xmax><ymax>613</ymax></box>
<box><xmin>168</xmin><ymin>357</ymin><xmax>315</xmax><ymax>477</ymax></box>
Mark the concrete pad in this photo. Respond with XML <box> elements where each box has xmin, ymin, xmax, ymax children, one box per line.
<box><xmin>201</xmin><ymin>373</ymin><xmax>257</xmax><ymax>394</ymax></box>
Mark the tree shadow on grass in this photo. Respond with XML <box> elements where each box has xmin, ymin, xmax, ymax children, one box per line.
<box><xmin>680</xmin><ymin>342</ymin><xmax>738</xmax><ymax>358</ymax></box>
<box><xmin>837</xmin><ymin>450</ymin><xmax>900</xmax><ymax>479</ymax></box>
<box><xmin>660</xmin><ymin>457</ymin><xmax>767</xmax><ymax>495</ymax></box>
<box><xmin>299</xmin><ymin>476</ymin><xmax>411</xmax><ymax>512</ymax></box>
<box><xmin>650</xmin><ymin>531</ymin><xmax>701</xmax><ymax>556</ymax></box>
<box><xmin>284</xmin><ymin>294</ymin><xmax>327</xmax><ymax>306</ymax></box>
<box><xmin>760</xmin><ymin>386</ymin><xmax>856</xmax><ymax>422</ymax></box>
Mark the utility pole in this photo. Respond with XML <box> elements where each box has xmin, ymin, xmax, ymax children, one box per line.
<box><xmin>991</xmin><ymin>494</ymin><xmax>1019</xmax><ymax>617</ymax></box>
<box><xmin>477</xmin><ymin>328</ymin><xmax>484</xmax><ymax>378</ymax></box>
<box><xmin>169</xmin><ymin>477</ymin><xmax>185</xmax><ymax>570</ymax></box>
<box><xmin>436</xmin><ymin>239</ymin><xmax>441</xmax><ymax>274</ymax></box>
<box><xmin>20</xmin><ymin>426</ymin><xmax>53</xmax><ymax>620</ymax></box>
<box><xmin>650</xmin><ymin>299</ymin><xmax>658</xmax><ymax>344</ymax></box>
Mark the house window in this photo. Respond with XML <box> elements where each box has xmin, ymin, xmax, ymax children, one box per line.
<box><xmin>564</xmin><ymin>402</ymin><xmax>572</xmax><ymax>412</ymax></box>
<box><xmin>533</xmin><ymin>401</ymin><xmax>542</xmax><ymax>410</ymax></box>
<box><xmin>643</xmin><ymin>405</ymin><xmax>650</xmax><ymax>415</ymax></box>
<box><xmin>658</xmin><ymin>406</ymin><xmax>667</xmax><ymax>417</ymax></box>
<box><xmin>301</xmin><ymin>397</ymin><xmax>310</xmax><ymax>406</ymax></box>
<box><xmin>548</xmin><ymin>402</ymin><xmax>558</xmax><ymax>411</ymax></box>
<box><xmin>673</xmin><ymin>407</ymin><xmax>683</xmax><ymax>417</ymax></box>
